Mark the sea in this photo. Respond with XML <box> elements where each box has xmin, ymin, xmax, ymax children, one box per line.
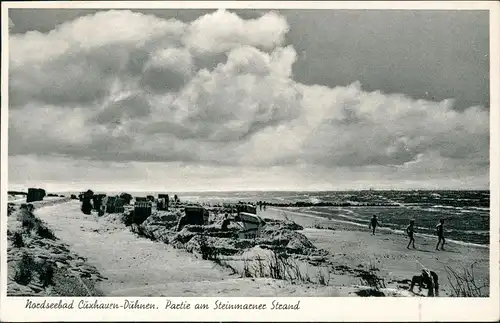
<box><xmin>52</xmin><ymin>190</ymin><xmax>490</xmax><ymax>247</ymax></box>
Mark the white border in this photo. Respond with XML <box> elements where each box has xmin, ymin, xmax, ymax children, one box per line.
<box><xmin>1</xmin><ymin>1</ymin><xmax>499</xmax><ymax>322</ymax></box>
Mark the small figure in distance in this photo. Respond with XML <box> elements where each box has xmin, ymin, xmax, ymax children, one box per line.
<box><xmin>436</xmin><ymin>219</ymin><xmax>445</xmax><ymax>251</ymax></box>
<box><xmin>406</xmin><ymin>219</ymin><xmax>416</xmax><ymax>249</ymax></box>
<box><xmin>369</xmin><ymin>215</ymin><xmax>378</xmax><ymax>235</ymax></box>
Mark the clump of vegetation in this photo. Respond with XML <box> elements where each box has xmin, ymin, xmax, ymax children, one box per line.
<box><xmin>19</xmin><ymin>208</ymin><xmax>40</xmax><ymax>233</ymax></box>
<box><xmin>199</xmin><ymin>234</ymin><xmax>219</xmax><ymax>261</ymax></box>
<box><xmin>218</xmin><ymin>251</ymin><xmax>328</xmax><ymax>286</ymax></box>
<box><xmin>8</xmin><ymin>203</ymin><xmax>15</xmax><ymax>216</ymax></box>
<box><xmin>14</xmin><ymin>253</ymin><xmax>36</xmax><ymax>285</ymax></box>
<box><xmin>17</xmin><ymin>207</ymin><xmax>57</xmax><ymax>240</ymax></box>
<box><xmin>12</xmin><ymin>231</ymin><xmax>24</xmax><ymax>248</ymax></box>
<box><xmin>355</xmin><ymin>264</ymin><xmax>386</xmax><ymax>297</ymax></box>
<box><xmin>358</xmin><ymin>269</ymin><xmax>386</xmax><ymax>289</ymax></box>
<box><xmin>38</xmin><ymin>260</ymin><xmax>55</xmax><ymax>287</ymax></box>
<box><xmin>13</xmin><ymin>251</ymin><xmax>57</xmax><ymax>288</ymax></box>
<box><xmin>21</xmin><ymin>217</ymin><xmax>37</xmax><ymax>232</ymax></box>
<box><xmin>445</xmin><ymin>262</ymin><xmax>488</xmax><ymax>297</ymax></box>
<box><xmin>36</xmin><ymin>225</ymin><xmax>56</xmax><ymax>240</ymax></box>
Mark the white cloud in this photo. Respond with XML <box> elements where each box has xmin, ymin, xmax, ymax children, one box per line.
<box><xmin>183</xmin><ymin>9</ymin><xmax>289</xmax><ymax>55</ymax></box>
<box><xmin>8</xmin><ymin>9</ymin><xmax>489</xmax><ymax>189</ymax></box>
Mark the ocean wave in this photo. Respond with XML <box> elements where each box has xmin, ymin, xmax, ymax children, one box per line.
<box><xmin>308</xmin><ymin>197</ymin><xmax>322</xmax><ymax>204</ymax></box>
<box><xmin>305</xmin><ymin>209</ymin><xmax>369</xmax><ymax>224</ymax></box>
<box><xmin>468</xmin><ymin>207</ymin><xmax>490</xmax><ymax>211</ymax></box>
<box><xmin>431</xmin><ymin>205</ymin><xmax>462</xmax><ymax>209</ymax></box>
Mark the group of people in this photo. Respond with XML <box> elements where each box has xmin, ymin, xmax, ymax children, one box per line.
<box><xmin>369</xmin><ymin>215</ymin><xmax>446</xmax><ymax>251</ymax></box>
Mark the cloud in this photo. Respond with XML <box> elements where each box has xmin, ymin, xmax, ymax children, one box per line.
<box><xmin>90</xmin><ymin>92</ymin><xmax>152</xmax><ymax>125</ymax></box>
<box><xmin>183</xmin><ymin>9</ymin><xmax>289</xmax><ymax>55</ymax></box>
<box><xmin>140</xmin><ymin>47</ymin><xmax>194</xmax><ymax>94</ymax></box>
<box><xmin>8</xmin><ymin>9</ymin><xmax>489</xmax><ymax>188</ymax></box>
<box><xmin>296</xmin><ymin>83</ymin><xmax>489</xmax><ymax>168</ymax></box>
<box><xmin>9</xmin><ymin>10</ymin><xmax>187</xmax><ymax>107</ymax></box>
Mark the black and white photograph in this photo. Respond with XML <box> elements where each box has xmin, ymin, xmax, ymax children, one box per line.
<box><xmin>1</xmin><ymin>1</ymin><xmax>499</xmax><ymax>321</ymax></box>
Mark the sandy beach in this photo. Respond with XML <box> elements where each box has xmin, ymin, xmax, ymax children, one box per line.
<box><xmin>7</xmin><ymin>198</ymin><xmax>489</xmax><ymax>297</ymax></box>
<box><xmin>258</xmin><ymin>207</ymin><xmax>490</xmax><ymax>296</ymax></box>
<box><xmin>30</xmin><ymin>201</ymin><xmax>346</xmax><ymax>296</ymax></box>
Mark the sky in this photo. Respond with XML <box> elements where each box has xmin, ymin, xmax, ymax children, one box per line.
<box><xmin>7</xmin><ymin>8</ymin><xmax>490</xmax><ymax>192</ymax></box>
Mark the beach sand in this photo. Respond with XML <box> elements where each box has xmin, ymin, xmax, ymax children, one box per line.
<box><xmin>32</xmin><ymin>201</ymin><xmax>350</xmax><ymax>296</ymax></box>
<box><xmin>9</xmin><ymin>199</ymin><xmax>489</xmax><ymax>297</ymax></box>
<box><xmin>258</xmin><ymin>207</ymin><xmax>490</xmax><ymax>297</ymax></box>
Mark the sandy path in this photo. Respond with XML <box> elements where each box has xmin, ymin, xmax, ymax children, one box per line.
<box><xmin>34</xmin><ymin>201</ymin><xmax>343</xmax><ymax>296</ymax></box>
<box><xmin>259</xmin><ymin>207</ymin><xmax>490</xmax><ymax>296</ymax></box>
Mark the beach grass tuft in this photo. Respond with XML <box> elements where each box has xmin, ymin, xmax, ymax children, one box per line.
<box><xmin>445</xmin><ymin>262</ymin><xmax>488</xmax><ymax>297</ymax></box>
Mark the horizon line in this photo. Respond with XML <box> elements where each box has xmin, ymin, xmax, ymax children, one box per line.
<box><xmin>6</xmin><ymin>187</ymin><xmax>490</xmax><ymax>193</ymax></box>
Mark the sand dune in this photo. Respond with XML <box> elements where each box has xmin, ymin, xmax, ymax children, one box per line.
<box><xmin>33</xmin><ymin>201</ymin><xmax>348</xmax><ymax>296</ymax></box>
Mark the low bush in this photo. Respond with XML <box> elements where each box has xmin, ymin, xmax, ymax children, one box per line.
<box><xmin>36</xmin><ymin>225</ymin><xmax>57</xmax><ymax>240</ymax></box>
<box><xmin>357</xmin><ymin>267</ymin><xmax>386</xmax><ymax>291</ymax></box>
<box><xmin>199</xmin><ymin>234</ymin><xmax>220</xmax><ymax>261</ymax></box>
<box><xmin>12</xmin><ymin>232</ymin><xmax>24</xmax><ymax>248</ymax></box>
<box><xmin>21</xmin><ymin>217</ymin><xmax>37</xmax><ymax>232</ymax></box>
<box><xmin>38</xmin><ymin>260</ymin><xmax>55</xmax><ymax>287</ymax></box>
<box><xmin>14</xmin><ymin>253</ymin><xmax>36</xmax><ymax>285</ymax></box>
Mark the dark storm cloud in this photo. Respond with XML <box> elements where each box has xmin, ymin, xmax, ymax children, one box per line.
<box><xmin>9</xmin><ymin>48</ymin><xmax>116</xmax><ymax>107</ymax></box>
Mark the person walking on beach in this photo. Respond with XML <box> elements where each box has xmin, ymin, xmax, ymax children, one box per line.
<box><xmin>436</xmin><ymin>219</ymin><xmax>445</xmax><ymax>251</ymax></box>
<box><xmin>406</xmin><ymin>220</ymin><xmax>416</xmax><ymax>249</ymax></box>
<box><xmin>369</xmin><ymin>215</ymin><xmax>378</xmax><ymax>235</ymax></box>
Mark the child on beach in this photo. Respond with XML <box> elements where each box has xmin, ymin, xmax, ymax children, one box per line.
<box><xmin>369</xmin><ymin>215</ymin><xmax>378</xmax><ymax>235</ymax></box>
<box><xmin>406</xmin><ymin>220</ymin><xmax>416</xmax><ymax>249</ymax></box>
<box><xmin>436</xmin><ymin>219</ymin><xmax>445</xmax><ymax>251</ymax></box>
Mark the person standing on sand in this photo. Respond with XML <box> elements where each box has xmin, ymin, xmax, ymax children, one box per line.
<box><xmin>369</xmin><ymin>215</ymin><xmax>378</xmax><ymax>235</ymax></box>
<box><xmin>406</xmin><ymin>220</ymin><xmax>416</xmax><ymax>249</ymax></box>
<box><xmin>436</xmin><ymin>219</ymin><xmax>445</xmax><ymax>251</ymax></box>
